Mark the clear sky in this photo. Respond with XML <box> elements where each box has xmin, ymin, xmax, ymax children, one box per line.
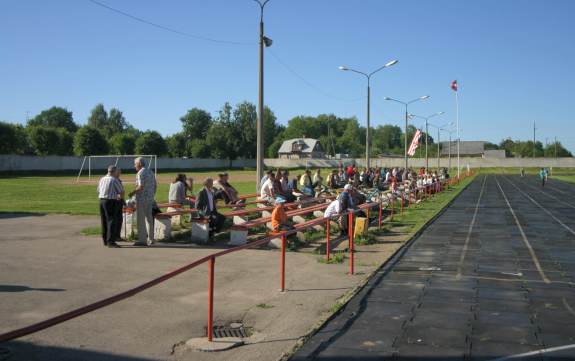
<box><xmin>1</xmin><ymin>0</ymin><xmax>574</xmax><ymax>151</ymax></box>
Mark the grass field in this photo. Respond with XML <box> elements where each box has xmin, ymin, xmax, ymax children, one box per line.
<box><xmin>0</xmin><ymin>171</ymin><xmax>257</xmax><ymax>215</ymax></box>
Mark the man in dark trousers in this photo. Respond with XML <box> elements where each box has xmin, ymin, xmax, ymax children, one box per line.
<box><xmin>97</xmin><ymin>165</ymin><xmax>124</xmax><ymax>248</ymax></box>
<box><xmin>196</xmin><ymin>177</ymin><xmax>226</xmax><ymax>237</ymax></box>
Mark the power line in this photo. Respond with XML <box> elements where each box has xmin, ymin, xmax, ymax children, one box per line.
<box><xmin>87</xmin><ymin>0</ymin><xmax>254</xmax><ymax>46</ymax></box>
<box><xmin>268</xmin><ymin>49</ymin><xmax>365</xmax><ymax>103</ymax></box>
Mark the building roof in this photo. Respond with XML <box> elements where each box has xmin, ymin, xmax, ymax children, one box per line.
<box><xmin>278</xmin><ymin>138</ymin><xmax>322</xmax><ymax>154</ymax></box>
<box><xmin>441</xmin><ymin>141</ymin><xmax>485</xmax><ymax>156</ymax></box>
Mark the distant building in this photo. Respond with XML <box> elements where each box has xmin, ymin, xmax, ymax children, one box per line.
<box><xmin>278</xmin><ymin>138</ymin><xmax>325</xmax><ymax>159</ymax></box>
<box><xmin>441</xmin><ymin>141</ymin><xmax>507</xmax><ymax>158</ymax></box>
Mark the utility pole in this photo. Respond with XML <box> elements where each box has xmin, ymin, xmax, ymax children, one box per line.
<box><xmin>533</xmin><ymin>121</ymin><xmax>536</xmax><ymax>158</ymax></box>
<box><xmin>555</xmin><ymin>136</ymin><xmax>558</xmax><ymax>158</ymax></box>
<box><xmin>255</xmin><ymin>0</ymin><xmax>272</xmax><ymax>192</ymax></box>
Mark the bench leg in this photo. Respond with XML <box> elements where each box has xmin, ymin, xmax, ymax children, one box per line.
<box><xmin>228</xmin><ymin>229</ymin><xmax>248</xmax><ymax>246</ymax></box>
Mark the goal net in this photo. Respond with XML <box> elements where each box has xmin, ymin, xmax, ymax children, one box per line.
<box><xmin>76</xmin><ymin>155</ymin><xmax>157</xmax><ymax>182</ymax></box>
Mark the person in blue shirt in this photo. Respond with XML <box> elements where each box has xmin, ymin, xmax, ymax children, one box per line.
<box><xmin>539</xmin><ymin>168</ymin><xmax>546</xmax><ymax>188</ymax></box>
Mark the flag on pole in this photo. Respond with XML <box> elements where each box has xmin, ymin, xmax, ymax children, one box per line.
<box><xmin>451</xmin><ymin>80</ymin><xmax>458</xmax><ymax>92</ymax></box>
<box><xmin>408</xmin><ymin>129</ymin><xmax>422</xmax><ymax>156</ymax></box>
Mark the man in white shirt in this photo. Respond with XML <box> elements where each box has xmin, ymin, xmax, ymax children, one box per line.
<box><xmin>97</xmin><ymin>165</ymin><xmax>124</xmax><ymax>248</ymax></box>
<box><xmin>260</xmin><ymin>172</ymin><xmax>276</xmax><ymax>203</ymax></box>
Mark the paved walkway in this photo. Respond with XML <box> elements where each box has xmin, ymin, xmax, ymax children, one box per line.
<box><xmin>292</xmin><ymin>175</ymin><xmax>575</xmax><ymax>360</ymax></box>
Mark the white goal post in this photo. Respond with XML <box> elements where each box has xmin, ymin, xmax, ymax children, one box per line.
<box><xmin>76</xmin><ymin>155</ymin><xmax>157</xmax><ymax>182</ymax></box>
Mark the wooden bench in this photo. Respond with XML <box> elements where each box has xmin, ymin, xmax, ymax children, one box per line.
<box><xmin>228</xmin><ymin>202</ymin><xmax>330</xmax><ymax>246</ymax></box>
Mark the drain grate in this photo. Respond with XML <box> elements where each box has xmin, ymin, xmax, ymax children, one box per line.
<box><xmin>0</xmin><ymin>347</ymin><xmax>11</xmax><ymax>361</ymax></box>
<box><xmin>206</xmin><ymin>322</ymin><xmax>253</xmax><ymax>339</ymax></box>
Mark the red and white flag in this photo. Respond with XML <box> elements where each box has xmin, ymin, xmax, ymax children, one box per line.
<box><xmin>451</xmin><ymin>80</ymin><xmax>458</xmax><ymax>92</ymax></box>
<box><xmin>407</xmin><ymin>129</ymin><xmax>422</xmax><ymax>156</ymax></box>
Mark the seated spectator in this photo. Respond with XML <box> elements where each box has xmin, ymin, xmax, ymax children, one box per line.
<box><xmin>338</xmin><ymin>184</ymin><xmax>356</xmax><ymax>236</ymax></box>
<box><xmin>271</xmin><ymin>197</ymin><xmax>294</xmax><ymax>232</ymax></box>
<box><xmin>274</xmin><ymin>170</ymin><xmax>296</xmax><ymax>203</ymax></box>
<box><xmin>196</xmin><ymin>178</ymin><xmax>225</xmax><ymax>236</ymax></box>
<box><xmin>313</xmin><ymin>169</ymin><xmax>323</xmax><ymax>188</ymax></box>
<box><xmin>327</xmin><ymin>170</ymin><xmax>339</xmax><ymax>190</ymax></box>
<box><xmin>259</xmin><ymin>170</ymin><xmax>273</xmax><ymax>193</ymax></box>
<box><xmin>168</xmin><ymin>174</ymin><xmax>191</xmax><ymax>206</ymax></box>
<box><xmin>214</xmin><ymin>172</ymin><xmax>243</xmax><ymax>205</ymax></box>
<box><xmin>260</xmin><ymin>171</ymin><xmax>276</xmax><ymax>203</ymax></box>
<box><xmin>324</xmin><ymin>198</ymin><xmax>340</xmax><ymax>220</ymax></box>
<box><xmin>300</xmin><ymin>169</ymin><xmax>315</xmax><ymax>197</ymax></box>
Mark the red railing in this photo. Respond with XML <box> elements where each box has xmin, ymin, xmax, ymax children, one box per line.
<box><xmin>0</xmin><ymin>173</ymin><xmax>474</xmax><ymax>344</ymax></box>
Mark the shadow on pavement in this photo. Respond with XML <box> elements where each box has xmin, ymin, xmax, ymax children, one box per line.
<box><xmin>0</xmin><ymin>285</ymin><xmax>65</xmax><ymax>293</ymax></box>
<box><xmin>1</xmin><ymin>341</ymin><xmax>156</xmax><ymax>361</ymax></box>
<box><xmin>0</xmin><ymin>212</ymin><xmax>45</xmax><ymax>219</ymax></box>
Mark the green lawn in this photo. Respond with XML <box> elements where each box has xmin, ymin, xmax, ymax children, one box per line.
<box><xmin>0</xmin><ymin>172</ymin><xmax>256</xmax><ymax>216</ymax></box>
<box><xmin>387</xmin><ymin>175</ymin><xmax>476</xmax><ymax>235</ymax></box>
<box><xmin>553</xmin><ymin>175</ymin><xmax>575</xmax><ymax>184</ymax></box>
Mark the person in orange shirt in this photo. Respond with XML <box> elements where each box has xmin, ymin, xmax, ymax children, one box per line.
<box><xmin>271</xmin><ymin>197</ymin><xmax>294</xmax><ymax>232</ymax></box>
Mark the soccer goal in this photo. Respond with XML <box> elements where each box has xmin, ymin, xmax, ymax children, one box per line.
<box><xmin>76</xmin><ymin>155</ymin><xmax>157</xmax><ymax>182</ymax></box>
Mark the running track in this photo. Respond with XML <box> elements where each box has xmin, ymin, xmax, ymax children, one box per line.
<box><xmin>292</xmin><ymin>175</ymin><xmax>575</xmax><ymax>360</ymax></box>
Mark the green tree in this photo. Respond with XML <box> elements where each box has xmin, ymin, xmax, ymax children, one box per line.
<box><xmin>484</xmin><ymin>142</ymin><xmax>499</xmax><ymax>150</ymax></box>
<box><xmin>87</xmin><ymin>104</ymin><xmax>108</xmax><ymax>130</ymax></box>
<box><xmin>109</xmin><ymin>133</ymin><xmax>136</xmax><ymax>155</ymax></box>
<box><xmin>180</xmin><ymin>108</ymin><xmax>212</xmax><ymax>140</ymax></box>
<box><xmin>165</xmin><ymin>133</ymin><xmax>187</xmax><ymax>157</ymax></box>
<box><xmin>73</xmin><ymin>126</ymin><xmax>109</xmax><ymax>156</ymax></box>
<box><xmin>28</xmin><ymin>107</ymin><xmax>77</xmax><ymax>133</ymax></box>
<box><xmin>206</xmin><ymin>121</ymin><xmax>240</xmax><ymax>161</ymax></box>
<box><xmin>135</xmin><ymin>131</ymin><xmax>167</xmax><ymax>156</ymax></box>
<box><xmin>187</xmin><ymin>139</ymin><xmax>211</xmax><ymax>158</ymax></box>
<box><xmin>28</xmin><ymin>126</ymin><xmax>65</xmax><ymax>155</ymax></box>
<box><xmin>544</xmin><ymin>141</ymin><xmax>572</xmax><ymax>157</ymax></box>
<box><xmin>56</xmin><ymin>128</ymin><xmax>74</xmax><ymax>155</ymax></box>
<box><xmin>0</xmin><ymin>122</ymin><xmax>30</xmax><ymax>155</ymax></box>
<box><xmin>107</xmin><ymin>108</ymin><xmax>129</xmax><ymax>135</ymax></box>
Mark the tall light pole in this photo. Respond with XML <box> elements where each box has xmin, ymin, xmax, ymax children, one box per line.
<box><xmin>410</xmin><ymin>112</ymin><xmax>444</xmax><ymax>170</ymax></box>
<box><xmin>442</xmin><ymin>128</ymin><xmax>456</xmax><ymax>171</ymax></box>
<box><xmin>384</xmin><ymin>96</ymin><xmax>430</xmax><ymax>170</ymax></box>
<box><xmin>255</xmin><ymin>0</ymin><xmax>272</xmax><ymax>191</ymax></box>
<box><xmin>427</xmin><ymin>122</ymin><xmax>453</xmax><ymax>169</ymax></box>
<box><xmin>533</xmin><ymin>120</ymin><xmax>536</xmax><ymax>158</ymax></box>
<box><xmin>338</xmin><ymin>60</ymin><xmax>398</xmax><ymax>169</ymax></box>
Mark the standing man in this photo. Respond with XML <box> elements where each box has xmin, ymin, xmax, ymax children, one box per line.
<box><xmin>129</xmin><ymin>157</ymin><xmax>157</xmax><ymax>246</ymax></box>
<box><xmin>97</xmin><ymin>165</ymin><xmax>124</xmax><ymax>248</ymax></box>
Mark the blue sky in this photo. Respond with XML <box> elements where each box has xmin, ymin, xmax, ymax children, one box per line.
<box><xmin>1</xmin><ymin>0</ymin><xmax>574</xmax><ymax>151</ymax></box>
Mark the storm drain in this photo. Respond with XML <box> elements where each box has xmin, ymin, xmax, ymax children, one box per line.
<box><xmin>0</xmin><ymin>347</ymin><xmax>11</xmax><ymax>361</ymax></box>
<box><xmin>206</xmin><ymin>322</ymin><xmax>253</xmax><ymax>339</ymax></box>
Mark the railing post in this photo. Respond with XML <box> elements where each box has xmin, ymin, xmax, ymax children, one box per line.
<box><xmin>348</xmin><ymin>212</ymin><xmax>354</xmax><ymax>275</ymax></box>
<box><xmin>400</xmin><ymin>194</ymin><xmax>404</xmax><ymax>216</ymax></box>
<box><xmin>281</xmin><ymin>232</ymin><xmax>286</xmax><ymax>292</ymax></box>
<box><xmin>325</xmin><ymin>219</ymin><xmax>331</xmax><ymax>262</ymax></box>
<box><xmin>407</xmin><ymin>189</ymin><xmax>411</xmax><ymax>208</ymax></box>
<box><xmin>390</xmin><ymin>195</ymin><xmax>394</xmax><ymax>220</ymax></box>
<box><xmin>207</xmin><ymin>256</ymin><xmax>215</xmax><ymax>342</ymax></box>
<box><xmin>378</xmin><ymin>202</ymin><xmax>382</xmax><ymax>229</ymax></box>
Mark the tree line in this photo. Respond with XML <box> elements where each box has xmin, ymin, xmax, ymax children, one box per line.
<box><xmin>0</xmin><ymin>103</ymin><xmax>571</xmax><ymax>158</ymax></box>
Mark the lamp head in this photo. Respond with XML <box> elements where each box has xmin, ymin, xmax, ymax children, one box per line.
<box><xmin>383</xmin><ymin>97</ymin><xmax>391</xmax><ymax>100</ymax></box>
<box><xmin>420</xmin><ymin>95</ymin><xmax>430</xmax><ymax>100</ymax></box>
<box><xmin>338</xmin><ymin>66</ymin><xmax>348</xmax><ymax>71</ymax></box>
<box><xmin>384</xmin><ymin>60</ymin><xmax>399</xmax><ymax>67</ymax></box>
<box><xmin>263</xmin><ymin>36</ymin><xmax>273</xmax><ymax>47</ymax></box>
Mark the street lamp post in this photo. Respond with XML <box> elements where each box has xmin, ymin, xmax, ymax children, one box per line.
<box><xmin>254</xmin><ymin>0</ymin><xmax>273</xmax><ymax>191</ymax></box>
<box><xmin>384</xmin><ymin>96</ymin><xmax>430</xmax><ymax>170</ymax></box>
<box><xmin>410</xmin><ymin>112</ymin><xmax>444</xmax><ymax>171</ymax></box>
<box><xmin>427</xmin><ymin>122</ymin><xmax>454</xmax><ymax>170</ymax></box>
<box><xmin>339</xmin><ymin>60</ymin><xmax>398</xmax><ymax>169</ymax></box>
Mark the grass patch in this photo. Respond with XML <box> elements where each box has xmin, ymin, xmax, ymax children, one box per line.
<box><xmin>353</xmin><ymin>233</ymin><xmax>377</xmax><ymax>246</ymax></box>
<box><xmin>80</xmin><ymin>226</ymin><xmax>101</xmax><ymax>236</ymax></box>
<box><xmin>317</xmin><ymin>252</ymin><xmax>346</xmax><ymax>264</ymax></box>
<box><xmin>554</xmin><ymin>175</ymin><xmax>575</xmax><ymax>184</ymax></box>
<box><xmin>389</xmin><ymin>175</ymin><xmax>476</xmax><ymax>235</ymax></box>
<box><xmin>256</xmin><ymin>303</ymin><xmax>274</xmax><ymax>309</ymax></box>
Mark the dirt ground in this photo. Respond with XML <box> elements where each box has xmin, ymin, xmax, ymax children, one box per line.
<box><xmin>0</xmin><ymin>213</ymin><xmax>409</xmax><ymax>361</ymax></box>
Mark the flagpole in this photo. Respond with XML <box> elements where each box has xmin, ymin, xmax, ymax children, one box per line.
<box><xmin>455</xmin><ymin>89</ymin><xmax>460</xmax><ymax>179</ymax></box>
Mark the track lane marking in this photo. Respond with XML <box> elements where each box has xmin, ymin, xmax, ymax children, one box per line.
<box><xmin>494</xmin><ymin>176</ymin><xmax>551</xmax><ymax>284</ymax></box>
<box><xmin>503</xmin><ymin>176</ymin><xmax>575</xmax><ymax>237</ymax></box>
<box><xmin>515</xmin><ymin>177</ymin><xmax>575</xmax><ymax>210</ymax></box>
<box><xmin>456</xmin><ymin>175</ymin><xmax>487</xmax><ymax>280</ymax></box>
